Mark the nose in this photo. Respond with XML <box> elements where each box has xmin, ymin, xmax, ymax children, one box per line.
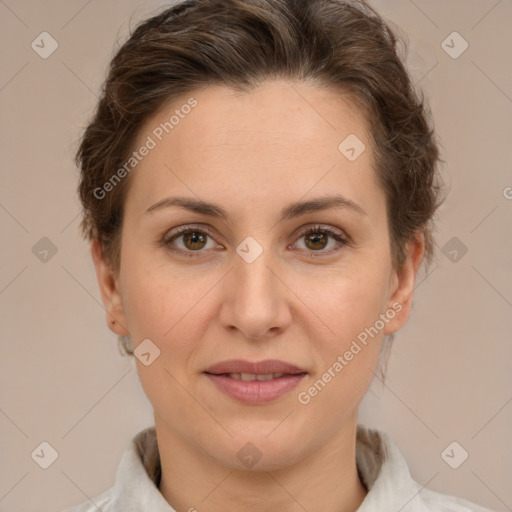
<box><xmin>218</xmin><ymin>243</ymin><xmax>292</xmax><ymax>341</ymax></box>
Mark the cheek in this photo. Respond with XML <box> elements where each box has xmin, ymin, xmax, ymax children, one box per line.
<box><xmin>294</xmin><ymin>270</ymin><xmax>388</xmax><ymax>411</ymax></box>
<box><xmin>297</xmin><ymin>265</ymin><xmax>390</xmax><ymax>397</ymax></box>
<box><xmin>306</xmin><ymin>267</ymin><xmax>390</xmax><ymax>345</ymax></box>
<box><xmin>120</xmin><ymin>246</ymin><xmax>207</xmax><ymax>339</ymax></box>
<box><xmin>120</xmin><ymin>261</ymin><xmax>212</xmax><ymax>410</ymax></box>
<box><xmin>122</xmin><ymin>273</ymin><xmax>170</xmax><ymax>340</ymax></box>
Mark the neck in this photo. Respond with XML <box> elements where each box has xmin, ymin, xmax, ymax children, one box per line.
<box><xmin>156</xmin><ymin>416</ymin><xmax>368</xmax><ymax>512</ymax></box>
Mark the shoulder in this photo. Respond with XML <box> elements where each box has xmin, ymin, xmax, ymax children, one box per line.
<box><xmin>355</xmin><ymin>424</ymin><xmax>496</xmax><ymax>512</ymax></box>
<box><xmin>60</xmin><ymin>487</ymin><xmax>114</xmax><ymax>512</ymax></box>
<box><xmin>420</xmin><ymin>486</ymin><xmax>496</xmax><ymax>512</ymax></box>
<box><xmin>60</xmin><ymin>426</ymin><xmax>160</xmax><ymax>512</ymax></box>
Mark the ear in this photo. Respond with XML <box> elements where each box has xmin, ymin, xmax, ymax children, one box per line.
<box><xmin>383</xmin><ymin>233</ymin><xmax>425</xmax><ymax>335</ymax></box>
<box><xmin>90</xmin><ymin>238</ymin><xmax>130</xmax><ymax>337</ymax></box>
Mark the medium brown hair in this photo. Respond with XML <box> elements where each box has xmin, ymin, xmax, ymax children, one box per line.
<box><xmin>77</xmin><ymin>0</ymin><xmax>441</xmax><ymax>271</ymax></box>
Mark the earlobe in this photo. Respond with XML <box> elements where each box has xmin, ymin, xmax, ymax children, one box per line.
<box><xmin>383</xmin><ymin>234</ymin><xmax>425</xmax><ymax>336</ymax></box>
<box><xmin>90</xmin><ymin>239</ymin><xmax>130</xmax><ymax>337</ymax></box>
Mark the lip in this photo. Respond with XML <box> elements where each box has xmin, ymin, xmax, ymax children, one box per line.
<box><xmin>204</xmin><ymin>359</ymin><xmax>307</xmax><ymax>404</ymax></box>
<box><xmin>205</xmin><ymin>359</ymin><xmax>306</xmax><ymax>375</ymax></box>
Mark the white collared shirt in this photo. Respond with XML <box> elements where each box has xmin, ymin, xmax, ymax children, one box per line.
<box><xmin>62</xmin><ymin>425</ymin><xmax>495</xmax><ymax>511</ymax></box>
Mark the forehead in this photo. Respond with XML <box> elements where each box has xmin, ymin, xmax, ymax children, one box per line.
<box><xmin>125</xmin><ymin>79</ymin><xmax>381</xmax><ymax>220</ymax></box>
<box><xmin>145</xmin><ymin>79</ymin><xmax>370</xmax><ymax>151</ymax></box>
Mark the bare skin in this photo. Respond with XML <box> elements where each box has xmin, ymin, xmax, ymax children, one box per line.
<box><xmin>92</xmin><ymin>79</ymin><xmax>424</xmax><ymax>512</ymax></box>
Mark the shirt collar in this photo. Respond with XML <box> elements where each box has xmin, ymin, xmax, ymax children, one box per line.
<box><xmin>355</xmin><ymin>426</ymin><xmax>430</xmax><ymax>511</ymax></box>
<box><xmin>110</xmin><ymin>424</ymin><xmax>430</xmax><ymax>512</ymax></box>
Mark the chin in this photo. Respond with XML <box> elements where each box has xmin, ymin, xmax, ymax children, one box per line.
<box><xmin>208</xmin><ymin>426</ymin><xmax>309</xmax><ymax>472</ymax></box>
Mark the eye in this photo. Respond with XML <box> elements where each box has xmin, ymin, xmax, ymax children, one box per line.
<box><xmin>163</xmin><ymin>226</ymin><xmax>220</xmax><ymax>257</ymax></box>
<box><xmin>162</xmin><ymin>224</ymin><xmax>349</xmax><ymax>259</ymax></box>
<box><xmin>293</xmin><ymin>225</ymin><xmax>348</xmax><ymax>255</ymax></box>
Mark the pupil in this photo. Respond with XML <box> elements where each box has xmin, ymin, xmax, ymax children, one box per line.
<box><xmin>307</xmin><ymin>233</ymin><xmax>326</xmax><ymax>250</ymax></box>
<box><xmin>185</xmin><ymin>232</ymin><xmax>205</xmax><ymax>250</ymax></box>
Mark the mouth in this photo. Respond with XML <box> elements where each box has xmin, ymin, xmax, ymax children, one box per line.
<box><xmin>203</xmin><ymin>359</ymin><xmax>307</xmax><ymax>404</ymax></box>
<box><xmin>214</xmin><ymin>372</ymin><xmax>290</xmax><ymax>381</ymax></box>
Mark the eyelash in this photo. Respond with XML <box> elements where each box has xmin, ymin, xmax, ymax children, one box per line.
<box><xmin>162</xmin><ymin>224</ymin><xmax>349</xmax><ymax>259</ymax></box>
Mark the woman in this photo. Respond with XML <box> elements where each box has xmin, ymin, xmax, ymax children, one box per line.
<box><xmin>63</xmin><ymin>0</ymin><xmax>495</xmax><ymax>510</ymax></box>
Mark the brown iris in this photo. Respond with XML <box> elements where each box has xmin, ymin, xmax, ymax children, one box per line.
<box><xmin>183</xmin><ymin>231</ymin><xmax>207</xmax><ymax>250</ymax></box>
<box><xmin>304</xmin><ymin>232</ymin><xmax>328</xmax><ymax>250</ymax></box>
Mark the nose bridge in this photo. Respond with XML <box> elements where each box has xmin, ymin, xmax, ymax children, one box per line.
<box><xmin>237</xmin><ymin>246</ymin><xmax>276</xmax><ymax>301</ymax></box>
<box><xmin>220</xmin><ymin>237</ymin><xmax>291</xmax><ymax>339</ymax></box>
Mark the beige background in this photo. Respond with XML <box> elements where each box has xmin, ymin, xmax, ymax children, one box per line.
<box><xmin>0</xmin><ymin>1</ymin><xmax>511</xmax><ymax>511</ymax></box>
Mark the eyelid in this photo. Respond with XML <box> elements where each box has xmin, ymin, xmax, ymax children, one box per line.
<box><xmin>163</xmin><ymin>223</ymin><xmax>220</xmax><ymax>239</ymax></box>
<box><xmin>295</xmin><ymin>224</ymin><xmax>349</xmax><ymax>242</ymax></box>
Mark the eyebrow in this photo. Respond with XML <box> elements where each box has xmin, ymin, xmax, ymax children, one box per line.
<box><xmin>145</xmin><ymin>194</ymin><xmax>367</xmax><ymax>222</ymax></box>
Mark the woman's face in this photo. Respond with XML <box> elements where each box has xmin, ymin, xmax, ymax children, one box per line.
<box><xmin>94</xmin><ymin>79</ymin><xmax>421</xmax><ymax>470</ymax></box>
